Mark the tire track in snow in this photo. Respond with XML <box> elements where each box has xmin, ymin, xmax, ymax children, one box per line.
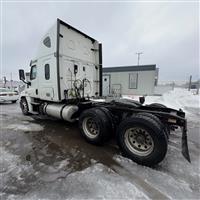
<box><xmin>111</xmin><ymin>164</ymin><xmax>170</xmax><ymax>200</ymax></box>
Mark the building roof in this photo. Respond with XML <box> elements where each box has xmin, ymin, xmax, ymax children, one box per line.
<box><xmin>103</xmin><ymin>65</ymin><xmax>156</xmax><ymax>73</ymax></box>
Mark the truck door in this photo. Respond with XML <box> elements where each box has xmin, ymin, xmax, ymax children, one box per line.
<box><xmin>28</xmin><ymin>65</ymin><xmax>39</xmax><ymax>98</ymax></box>
<box><xmin>38</xmin><ymin>58</ymin><xmax>55</xmax><ymax>101</ymax></box>
<box><xmin>103</xmin><ymin>75</ymin><xmax>110</xmax><ymax>96</ymax></box>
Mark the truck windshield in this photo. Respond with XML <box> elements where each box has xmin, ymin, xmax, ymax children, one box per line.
<box><xmin>30</xmin><ymin>65</ymin><xmax>37</xmax><ymax>80</ymax></box>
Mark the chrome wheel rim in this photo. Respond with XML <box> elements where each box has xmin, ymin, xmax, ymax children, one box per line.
<box><xmin>124</xmin><ymin>127</ymin><xmax>154</xmax><ymax>156</ymax></box>
<box><xmin>82</xmin><ymin>117</ymin><xmax>99</xmax><ymax>139</ymax></box>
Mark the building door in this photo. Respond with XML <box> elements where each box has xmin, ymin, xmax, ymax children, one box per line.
<box><xmin>103</xmin><ymin>75</ymin><xmax>110</xmax><ymax>96</ymax></box>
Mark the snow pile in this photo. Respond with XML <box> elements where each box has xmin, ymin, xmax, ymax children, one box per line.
<box><xmin>144</xmin><ymin>88</ymin><xmax>200</xmax><ymax>123</ymax></box>
<box><xmin>123</xmin><ymin>88</ymin><xmax>199</xmax><ymax>110</ymax></box>
<box><xmin>145</xmin><ymin>88</ymin><xmax>199</xmax><ymax>110</ymax></box>
<box><xmin>123</xmin><ymin>88</ymin><xmax>199</xmax><ymax>122</ymax></box>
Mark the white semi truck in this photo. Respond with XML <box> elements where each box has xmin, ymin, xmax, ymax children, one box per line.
<box><xmin>19</xmin><ymin>19</ymin><xmax>190</xmax><ymax>166</ymax></box>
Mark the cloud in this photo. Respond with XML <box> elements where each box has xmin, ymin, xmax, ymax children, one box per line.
<box><xmin>1</xmin><ymin>1</ymin><xmax>199</xmax><ymax>82</ymax></box>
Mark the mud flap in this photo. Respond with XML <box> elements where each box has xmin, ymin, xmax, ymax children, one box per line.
<box><xmin>181</xmin><ymin>121</ymin><xmax>191</xmax><ymax>163</ymax></box>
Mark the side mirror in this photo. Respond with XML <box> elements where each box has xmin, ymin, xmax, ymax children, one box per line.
<box><xmin>19</xmin><ymin>69</ymin><xmax>25</xmax><ymax>80</ymax></box>
<box><xmin>74</xmin><ymin>64</ymin><xmax>78</xmax><ymax>74</ymax></box>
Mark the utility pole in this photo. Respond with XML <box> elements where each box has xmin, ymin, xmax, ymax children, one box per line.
<box><xmin>197</xmin><ymin>79</ymin><xmax>199</xmax><ymax>95</ymax></box>
<box><xmin>10</xmin><ymin>73</ymin><xmax>13</xmax><ymax>89</ymax></box>
<box><xmin>172</xmin><ymin>81</ymin><xmax>175</xmax><ymax>90</ymax></box>
<box><xmin>136</xmin><ymin>52</ymin><xmax>143</xmax><ymax>66</ymax></box>
<box><xmin>3</xmin><ymin>76</ymin><xmax>6</xmax><ymax>88</ymax></box>
<box><xmin>188</xmin><ymin>75</ymin><xmax>192</xmax><ymax>91</ymax></box>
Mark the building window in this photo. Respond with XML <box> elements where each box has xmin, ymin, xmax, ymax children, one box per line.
<box><xmin>43</xmin><ymin>36</ymin><xmax>51</xmax><ymax>48</ymax></box>
<box><xmin>129</xmin><ymin>73</ymin><xmax>138</xmax><ymax>89</ymax></box>
<box><xmin>30</xmin><ymin>65</ymin><xmax>37</xmax><ymax>80</ymax></box>
<box><xmin>45</xmin><ymin>64</ymin><xmax>50</xmax><ymax>80</ymax></box>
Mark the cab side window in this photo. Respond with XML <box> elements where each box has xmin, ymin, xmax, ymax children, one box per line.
<box><xmin>45</xmin><ymin>64</ymin><xmax>50</xmax><ymax>80</ymax></box>
<box><xmin>30</xmin><ymin>65</ymin><xmax>37</xmax><ymax>80</ymax></box>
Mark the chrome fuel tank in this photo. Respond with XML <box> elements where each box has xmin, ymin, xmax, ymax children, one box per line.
<box><xmin>44</xmin><ymin>104</ymin><xmax>78</xmax><ymax>122</ymax></box>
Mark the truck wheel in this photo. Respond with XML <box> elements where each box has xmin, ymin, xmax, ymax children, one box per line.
<box><xmin>136</xmin><ymin>112</ymin><xmax>169</xmax><ymax>139</ymax></box>
<box><xmin>79</xmin><ymin>108</ymin><xmax>112</xmax><ymax>145</ymax></box>
<box><xmin>117</xmin><ymin>115</ymin><xmax>168</xmax><ymax>166</ymax></box>
<box><xmin>11</xmin><ymin>100</ymin><xmax>17</xmax><ymax>103</ymax></box>
<box><xmin>20</xmin><ymin>98</ymin><xmax>29</xmax><ymax>115</ymax></box>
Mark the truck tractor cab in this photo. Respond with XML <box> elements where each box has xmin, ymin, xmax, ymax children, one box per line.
<box><xmin>19</xmin><ymin>19</ymin><xmax>102</xmax><ymax>114</ymax></box>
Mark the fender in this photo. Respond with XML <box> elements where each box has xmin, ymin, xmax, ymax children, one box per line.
<box><xmin>20</xmin><ymin>91</ymin><xmax>34</xmax><ymax>113</ymax></box>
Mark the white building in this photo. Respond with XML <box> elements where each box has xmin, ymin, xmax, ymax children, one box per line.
<box><xmin>102</xmin><ymin>65</ymin><xmax>158</xmax><ymax>96</ymax></box>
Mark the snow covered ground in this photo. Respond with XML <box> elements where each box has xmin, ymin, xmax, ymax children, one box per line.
<box><xmin>0</xmin><ymin>146</ymin><xmax>148</xmax><ymax>200</ymax></box>
<box><xmin>0</xmin><ymin>88</ymin><xmax>199</xmax><ymax>199</ymax></box>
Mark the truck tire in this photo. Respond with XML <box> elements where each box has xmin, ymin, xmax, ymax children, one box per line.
<box><xmin>117</xmin><ymin>115</ymin><xmax>168</xmax><ymax>166</ymax></box>
<box><xmin>79</xmin><ymin>108</ymin><xmax>112</xmax><ymax>145</ymax></box>
<box><xmin>149</xmin><ymin>103</ymin><xmax>167</xmax><ymax>108</ymax></box>
<box><xmin>136</xmin><ymin>112</ymin><xmax>169</xmax><ymax>140</ymax></box>
<box><xmin>97</xmin><ymin>107</ymin><xmax>116</xmax><ymax>136</ymax></box>
<box><xmin>20</xmin><ymin>98</ymin><xmax>29</xmax><ymax>115</ymax></box>
<box><xmin>149</xmin><ymin>103</ymin><xmax>170</xmax><ymax>136</ymax></box>
<box><xmin>11</xmin><ymin>100</ymin><xmax>17</xmax><ymax>103</ymax></box>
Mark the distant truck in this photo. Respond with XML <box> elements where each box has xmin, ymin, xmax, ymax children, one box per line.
<box><xmin>19</xmin><ymin>19</ymin><xmax>190</xmax><ymax>166</ymax></box>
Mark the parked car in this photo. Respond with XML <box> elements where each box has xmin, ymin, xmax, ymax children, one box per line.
<box><xmin>0</xmin><ymin>88</ymin><xmax>19</xmax><ymax>103</ymax></box>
